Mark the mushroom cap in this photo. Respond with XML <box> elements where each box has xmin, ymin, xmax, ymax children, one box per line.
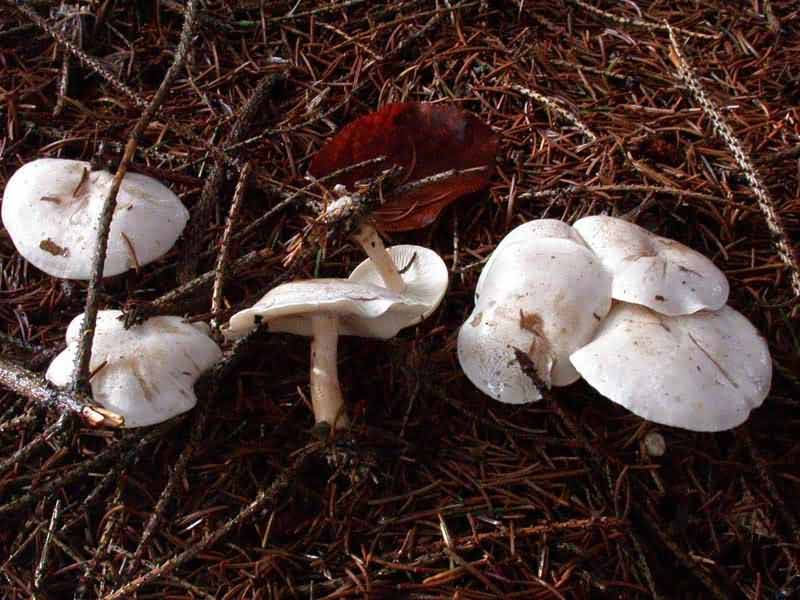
<box><xmin>458</xmin><ymin>237</ymin><xmax>612</xmax><ymax>404</ymax></box>
<box><xmin>223</xmin><ymin>279</ymin><xmax>434</xmax><ymax>341</ymax></box>
<box><xmin>46</xmin><ymin>310</ymin><xmax>221</xmax><ymax>428</ymax></box>
<box><xmin>570</xmin><ymin>303</ymin><xmax>772</xmax><ymax>432</ymax></box>
<box><xmin>476</xmin><ymin>219</ymin><xmax>586</xmax><ymax>299</ymax></box>
<box><xmin>348</xmin><ymin>244</ymin><xmax>449</xmax><ymax>322</ymax></box>
<box><xmin>572</xmin><ymin>215</ymin><xmax>729</xmax><ymax>316</ymax></box>
<box><xmin>2</xmin><ymin>158</ymin><xmax>189</xmax><ymax>279</ymax></box>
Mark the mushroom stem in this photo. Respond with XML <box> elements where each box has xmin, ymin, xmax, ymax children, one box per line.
<box><xmin>352</xmin><ymin>223</ymin><xmax>406</xmax><ymax>293</ymax></box>
<box><xmin>310</xmin><ymin>314</ymin><xmax>349</xmax><ymax>430</ymax></box>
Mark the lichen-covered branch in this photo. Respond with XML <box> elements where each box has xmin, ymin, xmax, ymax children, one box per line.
<box><xmin>667</xmin><ymin>26</ymin><xmax>800</xmax><ymax>298</ymax></box>
<box><xmin>0</xmin><ymin>355</ymin><xmax>121</xmax><ymax>428</ymax></box>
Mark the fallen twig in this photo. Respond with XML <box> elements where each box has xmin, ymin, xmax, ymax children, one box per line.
<box><xmin>179</xmin><ymin>73</ymin><xmax>284</xmax><ymax>282</ymax></box>
<box><xmin>33</xmin><ymin>499</ymin><xmax>60</xmax><ymax>591</ymax></box>
<box><xmin>513</xmin><ymin>84</ymin><xmax>597</xmax><ymax>143</ymax></box>
<box><xmin>567</xmin><ymin>0</ymin><xmax>719</xmax><ymax>40</ymax></box>
<box><xmin>210</xmin><ymin>162</ymin><xmax>252</xmax><ymax>332</ymax></box>
<box><xmin>0</xmin><ymin>356</ymin><xmax>121</xmax><ymax>428</ymax></box>
<box><xmin>518</xmin><ymin>184</ymin><xmax>728</xmax><ymax>205</ymax></box>
<box><xmin>70</xmin><ymin>0</ymin><xmax>198</xmax><ymax>390</ymax></box>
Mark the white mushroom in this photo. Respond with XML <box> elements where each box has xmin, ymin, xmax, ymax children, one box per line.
<box><xmin>2</xmin><ymin>158</ymin><xmax>189</xmax><ymax>279</ymax></box>
<box><xmin>573</xmin><ymin>215</ymin><xmax>729</xmax><ymax>316</ymax></box>
<box><xmin>223</xmin><ymin>265</ymin><xmax>448</xmax><ymax>431</ymax></box>
<box><xmin>46</xmin><ymin>311</ymin><xmax>222</xmax><ymax>428</ymax></box>
<box><xmin>458</xmin><ymin>237</ymin><xmax>612</xmax><ymax>404</ymax></box>
<box><xmin>476</xmin><ymin>218</ymin><xmax>587</xmax><ymax>299</ymax></box>
<box><xmin>569</xmin><ymin>303</ymin><xmax>772</xmax><ymax>432</ymax></box>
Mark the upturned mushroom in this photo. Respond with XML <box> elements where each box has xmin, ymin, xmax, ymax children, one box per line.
<box><xmin>2</xmin><ymin>158</ymin><xmax>189</xmax><ymax>279</ymax></box>
<box><xmin>223</xmin><ymin>246</ymin><xmax>448</xmax><ymax>431</ymax></box>
<box><xmin>572</xmin><ymin>215</ymin><xmax>729</xmax><ymax>316</ymax></box>
<box><xmin>458</xmin><ymin>228</ymin><xmax>612</xmax><ymax>404</ymax></box>
<box><xmin>46</xmin><ymin>311</ymin><xmax>222</xmax><ymax>428</ymax></box>
<box><xmin>569</xmin><ymin>303</ymin><xmax>772</xmax><ymax>431</ymax></box>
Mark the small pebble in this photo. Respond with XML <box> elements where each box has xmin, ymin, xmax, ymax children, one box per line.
<box><xmin>644</xmin><ymin>432</ymin><xmax>666</xmax><ymax>457</ymax></box>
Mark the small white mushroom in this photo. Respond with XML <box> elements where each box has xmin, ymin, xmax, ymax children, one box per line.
<box><xmin>2</xmin><ymin>158</ymin><xmax>189</xmax><ymax>279</ymax></box>
<box><xmin>223</xmin><ymin>270</ymin><xmax>448</xmax><ymax>430</ymax></box>
<box><xmin>573</xmin><ymin>215</ymin><xmax>729</xmax><ymax>316</ymax></box>
<box><xmin>458</xmin><ymin>237</ymin><xmax>612</xmax><ymax>404</ymax></box>
<box><xmin>46</xmin><ymin>311</ymin><xmax>222</xmax><ymax>428</ymax></box>
<box><xmin>570</xmin><ymin>303</ymin><xmax>772</xmax><ymax>432</ymax></box>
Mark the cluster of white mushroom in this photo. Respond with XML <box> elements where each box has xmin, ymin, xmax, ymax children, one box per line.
<box><xmin>221</xmin><ymin>188</ymin><xmax>449</xmax><ymax>432</ymax></box>
<box><xmin>3</xmin><ymin>158</ymin><xmax>222</xmax><ymax>427</ymax></box>
<box><xmin>3</xmin><ymin>161</ymin><xmax>449</xmax><ymax>431</ymax></box>
<box><xmin>1</xmin><ymin>158</ymin><xmax>774</xmax><ymax>435</ymax></box>
<box><xmin>458</xmin><ymin>216</ymin><xmax>772</xmax><ymax>432</ymax></box>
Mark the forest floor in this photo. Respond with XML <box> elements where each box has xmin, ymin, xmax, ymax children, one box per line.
<box><xmin>0</xmin><ymin>1</ymin><xmax>799</xmax><ymax>598</ymax></box>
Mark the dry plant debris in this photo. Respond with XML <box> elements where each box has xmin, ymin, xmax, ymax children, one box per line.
<box><xmin>0</xmin><ymin>1</ymin><xmax>799</xmax><ymax>599</ymax></box>
<box><xmin>309</xmin><ymin>102</ymin><xmax>497</xmax><ymax>231</ymax></box>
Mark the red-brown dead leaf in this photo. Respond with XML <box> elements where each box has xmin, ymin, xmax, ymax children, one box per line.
<box><xmin>308</xmin><ymin>102</ymin><xmax>497</xmax><ymax>231</ymax></box>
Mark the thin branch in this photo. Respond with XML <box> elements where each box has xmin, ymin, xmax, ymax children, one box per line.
<box><xmin>667</xmin><ymin>26</ymin><xmax>800</xmax><ymax>297</ymax></box>
<box><xmin>5</xmin><ymin>0</ymin><xmax>244</xmax><ymax>171</ymax></box>
<box><xmin>33</xmin><ymin>499</ymin><xmax>61</xmax><ymax>591</ymax></box>
<box><xmin>210</xmin><ymin>162</ymin><xmax>251</xmax><ymax>332</ymax></box>
<box><xmin>52</xmin><ymin>51</ymin><xmax>70</xmax><ymax>117</ymax></box>
<box><xmin>236</xmin><ymin>155</ymin><xmax>389</xmax><ymax>243</ymax></box>
<box><xmin>124</xmin><ymin>407</ymin><xmax>207</xmax><ymax>576</ymax></box>
<box><xmin>4</xmin><ymin>0</ymin><xmax>145</xmax><ymax>108</ymax></box>
<box><xmin>127</xmin><ymin>156</ymin><xmax>393</xmax><ymax>322</ymax></box>
<box><xmin>70</xmin><ymin>0</ymin><xmax>198</xmax><ymax>390</ymax></box>
<box><xmin>126</xmin><ymin>247</ymin><xmax>274</xmax><ymax>323</ymax></box>
<box><xmin>567</xmin><ymin>0</ymin><xmax>719</xmax><ymax>39</ymax></box>
<box><xmin>517</xmin><ymin>184</ymin><xmax>728</xmax><ymax>204</ymax></box>
<box><xmin>179</xmin><ymin>73</ymin><xmax>283</xmax><ymax>282</ymax></box>
<box><xmin>391</xmin><ymin>165</ymin><xmax>491</xmax><ymax>196</ymax></box>
<box><xmin>124</xmin><ymin>162</ymin><xmax>251</xmax><ymax>574</ymax></box>
<box><xmin>272</xmin><ymin>0</ymin><xmax>369</xmax><ymax>21</ymax></box>
<box><xmin>513</xmin><ymin>84</ymin><xmax>597</xmax><ymax>142</ymax></box>
<box><xmin>549</xmin><ymin>396</ymin><xmax>729</xmax><ymax>599</ymax></box>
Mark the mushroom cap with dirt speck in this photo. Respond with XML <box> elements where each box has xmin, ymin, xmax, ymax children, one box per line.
<box><xmin>348</xmin><ymin>244</ymin><xmax>449</xmax><ymax>322</ymax></box>
<box><xmin>458</xmin><ymin>237</ymin><xmax>612</xmax><ymax>404</ymax></box>
<box><xmin>46</xmin><ymin>310</ymin><xmax>222</xmax><ymax>428</ymax></box>
<box><xmin>222</xmin><ymin>277</ymin><xmax>443</xmax><ymax>341</ymax></box>
<box><xmin>2</xmin><ymin>158</ymin><xmax>189</xmax><ymax>279</ymax></box>
<box><xmin>569</xmin><ymin>303</ymin><xmax>772</xmax><ymax>432</ymax></box>
<box><xmin>573</xmin><ymin>215</ymin><xmax>729</xmax><ymax>316</ymax></box>
<box><xmin>475</xmin><ymin>219</ymin><xmax>586</xmax><ymax>300</ymax></box>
